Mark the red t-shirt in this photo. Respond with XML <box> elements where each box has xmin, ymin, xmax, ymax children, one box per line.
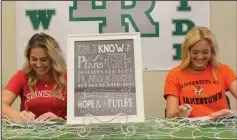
<box><xmin>4</xmin><ymin>70</ymin><xmax>67</xmax><ymax>118</ymax></box>
<box><xmin>164</xmin><ymin>64</ymin><xmax>236</xmax><ymax>117</ymax></box>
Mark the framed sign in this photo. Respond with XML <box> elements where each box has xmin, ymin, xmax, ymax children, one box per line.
<box><xmin>67</xmin><ymin>32</ymin><xmax>144</xmax><ymax>124</ymax></box>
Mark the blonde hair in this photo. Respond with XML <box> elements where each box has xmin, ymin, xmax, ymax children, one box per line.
<box><xmin>22</xmin><ymin>32</ymin><xmax>66</xmax><ymax>98</ymax></box>
<box><xmin>180</xmin><ymin>26</ymin><xmax>220</xmax><ymax>80</ymax></box>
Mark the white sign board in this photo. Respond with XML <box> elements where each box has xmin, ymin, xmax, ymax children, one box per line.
<box><xmin>67</xmin><ymin>32</ymin><xmax>144</xmax><ymax>124</ymax></box>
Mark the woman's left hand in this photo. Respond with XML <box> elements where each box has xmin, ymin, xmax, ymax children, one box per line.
<box><xmin>209</xmin><ymin>109</ymin><xmax>236</xmax><ymax>120</ymax></box>
<box><xmin>35</xmin><ymin>112</ymin><xmax>60</xmax><ymax>121</ymax></box>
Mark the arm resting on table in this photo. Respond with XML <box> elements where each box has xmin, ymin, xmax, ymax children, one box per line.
<box><xmin>1</xmin><ymin>90</ymin><xmax>22</xmax><ymax>121</ymax></box>
<box><xmin>166</xmin><ymin>95</ymin><xmax>180</xmax><ymax>118</ymax></box>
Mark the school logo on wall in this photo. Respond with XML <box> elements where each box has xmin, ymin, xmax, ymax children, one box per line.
<box><xmin>17</xmin><ymin>0</ymin><xmax>210</xmax><ymax>70</ymax></box>
<box><xmin>69</xmin><ymin>0</ymin><xmax>159</xmax><ymax>37</ymax></box>
<box><xmin>26</xmin><ymin>0</ymin><xmax>194</xmax><ymax>38</ymax></box>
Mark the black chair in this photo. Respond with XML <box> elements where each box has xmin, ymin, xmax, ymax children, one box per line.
<box><xmin>226</xmin><ymin>95</ymin><xmax>231</xmax><ymax>109</ymax></box>
<box><xmin>20</xmin><ymin>102</ymin><xmax>24</xmax><ymax>111</ymax></box>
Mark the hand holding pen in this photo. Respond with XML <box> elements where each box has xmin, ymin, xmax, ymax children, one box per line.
<box><xmin>19</xmin><ymin>102</ymin><xmax>36</xmax><ymax>121</ymax></box>
<box><xmin>178</xmin><ymin>104</ymin><xmax>192</xmax><ymax>118</ymax></box>
<box><xmin>19</xmin><ymin>110</ymin><xmax>36</xmax><ymax>121</ymax></box>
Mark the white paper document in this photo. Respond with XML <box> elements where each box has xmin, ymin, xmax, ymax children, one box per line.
<box><xmin>188</xmin><ymin>116</ymin><xmax>211</xmax><ymax>121</ymax></box>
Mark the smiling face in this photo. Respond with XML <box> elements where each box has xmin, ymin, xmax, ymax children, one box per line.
<box><xmin>29</xmin><ymin>47</ymin><xmax>52</xmax><ymax>78</ymax></box>
<box><xmin>189</xmin><ymin>39</ymin><xmax>212</xmax><ymax>70</ymax></box>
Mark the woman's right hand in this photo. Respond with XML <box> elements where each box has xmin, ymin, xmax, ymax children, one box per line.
<box><xmin>178</xmin><ymin>104</ymin><xmax>192</xmax><ymax>118</ymax></box>
<box><xmin>18</xmin><ymin>110</ymin><xmax>36</xmax><ymax>122</ymax></box>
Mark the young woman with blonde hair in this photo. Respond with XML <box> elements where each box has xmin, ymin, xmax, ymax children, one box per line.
<box><xmin>164</xmin><ymin>26</ymin><xmax>236</xmax><ymax>119</ymax></box>
<box><xmin>2</xmin><ymin>32</ymin><xmax>67</xmax><ymax>122</ymax></box>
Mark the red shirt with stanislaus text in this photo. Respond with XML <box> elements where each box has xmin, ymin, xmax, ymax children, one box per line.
<box><xmin>4</xmin><ymin>70</ymin><xmax>67</xmax><ymax>118</ymax></box>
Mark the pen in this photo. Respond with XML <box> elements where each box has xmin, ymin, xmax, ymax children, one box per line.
<box><xmin>24</xmin><ymin>102</ymin><xmax>36</xmax><ymax>121</ymax></box>
<box><xmin>184</xmin><ymin>105</ymin><xmax>191</xmax><ymax>110</ymax></box>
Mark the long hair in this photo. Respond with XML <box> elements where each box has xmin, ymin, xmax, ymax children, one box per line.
<box><xmin>22</xmin><ymin>32</ymin><xmax>66</xmax><ymax>98</ymax></box>
<box><xmin>180</xmin><ymin>26</ymin><xmax>220</xmax><ymax>80</ymax></box>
